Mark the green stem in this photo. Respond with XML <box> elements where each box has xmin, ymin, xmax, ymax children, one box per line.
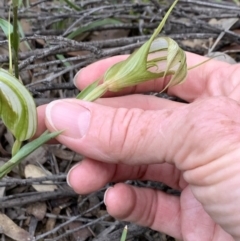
<box><xmin>12</xmin><ymin>4</ymin><xmax>19</xmax><ymax>79</ymax></box>
<box><xmin>12</xmin><ymin>139</ymin><xmax>22</xmax><ymax>156</ymax></box>
<box><xmin>82</xmin><ymin>84</ymin><xmax>108</xmax><ymax>102</ymax></box>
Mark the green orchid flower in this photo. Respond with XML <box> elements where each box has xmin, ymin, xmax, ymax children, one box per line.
<box><xmin>0</xmin><ymin>69</ymin><xmax>37</xmax><ymax>155</ymax></box>
<box><xmin>77</xmin><ymin>0</ymin><xmax>186</xmax><ymax>102</ymax></box>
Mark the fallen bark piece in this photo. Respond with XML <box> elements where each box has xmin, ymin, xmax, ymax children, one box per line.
<box><xmin>0</xmin><ymin>212</ymin><xmax>34</xmax><ymax>241</ymax></box>
<box><xmin>26</xmin><ymin>202</ymin><xmax>47</xmax><ymax>221</ymax></box>
<box><xmin>24</xmin><ymin>164</ymin><xmax>57</xmax><ymax>192</ymax></box>
<box><xmin>67</xmin><ymin>221</ymin><xmax>92</xmax><ymax>241</ymax></box>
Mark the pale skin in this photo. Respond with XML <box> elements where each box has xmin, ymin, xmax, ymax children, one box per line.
<box><xmin>36</xmin><ymin>52</ymin><xmax>240</xmax><ymax>241</ymax></box>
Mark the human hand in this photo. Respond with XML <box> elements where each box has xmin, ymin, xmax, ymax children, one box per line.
<box><xmin>37</xmin><ymin>52</ymin><xmax>240</xmax><ymax>241</ymax></box>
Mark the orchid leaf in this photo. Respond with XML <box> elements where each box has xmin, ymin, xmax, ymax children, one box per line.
<box><xmin>0</xmin><ymin>18</ymin><xmax>13</xmax><ymax>38</ymax></box>
<box><xmin>0</xmin><ymin>131</ymin><xmax>62</xmax><ymax>179</ymax></box>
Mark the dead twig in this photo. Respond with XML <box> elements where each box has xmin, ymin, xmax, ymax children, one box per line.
<box><xmin>0</xmin><ymin>189</ymin><xmax>77</xmax><ymax>208</ymax></box>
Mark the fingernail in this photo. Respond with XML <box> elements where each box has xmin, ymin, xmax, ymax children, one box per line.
<box><xmin>73</xmin><ymin>68</ymin><xmax>84</xmax><ymax>87</ymax></box>
<box><xmin>67</xmin><ymin>163</ymin><xmax>81</xmax><ymax>188</ymax></box>
<box><xmin>46</xmin><ymin>100</ymin><xmax>90</xmax><ymax>139</ymax></box>
<box><xmin>104</xmin><ymin>187</ymin><xmax>113</xmax><ymax>206</ymax></box>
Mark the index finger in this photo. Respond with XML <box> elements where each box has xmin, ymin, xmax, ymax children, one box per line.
<box><xmin>74</xmin><ymin>52</ymin><xmax>240</xmax><ymax>102</ymax></box>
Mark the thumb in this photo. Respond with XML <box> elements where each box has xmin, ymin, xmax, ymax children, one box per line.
<box><xmin>45</xmin><ymin>99</ymin><xmax>184</xmax><ymax>165</ymax></box>
<box><xmin>45</xmin><ymin>97</ymin><xmax>238</xmax><ymax>169</ymax></box>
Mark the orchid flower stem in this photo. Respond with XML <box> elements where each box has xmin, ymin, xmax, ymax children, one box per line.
<box><xmin>81</xmin><ymin>83</ymin><xmax>107</xmax><ymax>102</ymax></box>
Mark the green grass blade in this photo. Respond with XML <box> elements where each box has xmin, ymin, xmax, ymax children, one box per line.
<box><xmin>56</xmin><ymin>54</ymin><xmax>71</xmax><ymax>67</ymax></box>
<box><xmin>120</xmin><ymin>226</ymin><xmax>128</xmax><ymax>241</ymax></box>
<box><xmin>63</xmin><ymin>0</ymin><xmax>81</xmax><ymax>11</ymax></box>
<box><xmin>67</xmin><ymin>18</ymin><xmax>122</xmax><ymax>39</ymax></box>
